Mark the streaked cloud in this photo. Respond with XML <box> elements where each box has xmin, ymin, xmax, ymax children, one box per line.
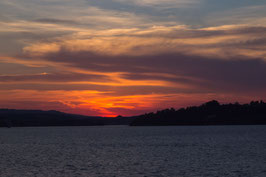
<box><xmin>23</xmin><ymin>25</ymin><xmax>266</xmax><ymax>60</ymax></box>
<box><xmin>0</xmin><ymin>0</ymin><xmax>266</xmax><ymax>116</ymax></box>
<box><xmin>113</xmin><ymin>0</ymin><xmax>199</xmax><ymax>8</ymax></box>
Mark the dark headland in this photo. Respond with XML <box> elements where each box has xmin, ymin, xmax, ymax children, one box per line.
<box><xmin>130</xmin><ymin>100</ymin><xmax>266</xmax><ymax>126</ymax></box>
<box><xmin>1</xmin><ymin>100</ymin><xmax>266</xmax><ymax>127</ymax></box>
<box><xmin>0</xmin><ymin>109</ymin><xmax>134</xmax><ymax>127</ymax></box>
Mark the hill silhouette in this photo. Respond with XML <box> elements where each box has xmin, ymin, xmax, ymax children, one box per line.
<box><xmin>1</xmin><ymin>100</ymin><xmax>266</xmax><ymax>127</ymax></box>
<box><xmin>130</xmin><ymin>100</ymin><xmax>266</xmax><ymax>126</ymax></box>
<box><xmin>0</xmin><ymin>109</ymin><xmax>134</xmax><ymax>127</ymax></box>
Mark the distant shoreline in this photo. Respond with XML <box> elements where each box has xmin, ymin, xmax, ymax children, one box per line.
<box><xmin>130</xmin><ymin>100</ymin><xmax>266</xmax><ymax>126</ymax></box>
<box><xmin>1</xmin><ymin>100</ymin><xmax>266</xmax><ymax>127</ymax></box>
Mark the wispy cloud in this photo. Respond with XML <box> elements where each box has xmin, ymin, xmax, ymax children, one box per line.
<box><xmin>1</xmin><ymin>0</ymin><xmax>266</xmax><ymax>116</ymax></box>
<box><xmin>113</xmin><ymin>0</ymin><xmax>199</xmax><ymax>8</ymax></box>
<box><xmin>22</xmin><ymin>25</ymin><xmax>266</xmax><ymax>60</ymax></box>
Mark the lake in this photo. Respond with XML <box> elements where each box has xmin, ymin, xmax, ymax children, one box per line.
<box><xmin>0</xmin><ymin>125</ymin><xmax>266</xmax><ymax>177</ymax></box>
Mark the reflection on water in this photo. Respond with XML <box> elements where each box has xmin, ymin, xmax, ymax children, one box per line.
<box><xmin>0</xmin><ymin>125</ymin><xmax>266</xmax><ymax>177</ymax></box>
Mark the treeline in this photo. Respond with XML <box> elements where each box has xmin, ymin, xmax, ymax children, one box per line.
<box><xmin>130</xmin><ymin>100</ymin><xmax>266</xmax><ymax>126</ymax></box>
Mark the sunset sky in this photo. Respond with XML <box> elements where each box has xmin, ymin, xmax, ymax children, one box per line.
<box><xmin>0</xmin><ymin>0</ymin><xmax>266</xmax><ymax>116</ymax></box>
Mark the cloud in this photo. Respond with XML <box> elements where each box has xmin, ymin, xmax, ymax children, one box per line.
<box><xmin>0</xmin><ymin>72</ymin><xmax>111</xmax><ymax>82</ymax></box>
<box><xmin>113</xmin><ymin>0</ymin><xmax>199</xmax><ymax>8</ymax></box>
<box><xmin>22</xmin><ymin>25</ymin><xmax>266</xmax><ymax>60</ymax></box>
<box><xmin>34</xmin><ymin>18</ymin><xmax>79</xmax><ymax>25</ymax></box>
<box><xmin>1</xmin><ymin>0</ymin><xmax>266</xmax><ymax>116</ymax></box>
<box><xmin>205</xmin><ymin>5</ymin><xmax>266</xmax><ymax>26</ymax></box>
<box><xmin>15</xmin><ymin>25</ymin><xmax>266</xmax><ymax>99</ymax></box>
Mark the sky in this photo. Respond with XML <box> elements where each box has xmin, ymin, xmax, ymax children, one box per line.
<box><xmin>0</xmin><ymin>0</ymin><xmax>266</xmax><ymax>117</ymax></box>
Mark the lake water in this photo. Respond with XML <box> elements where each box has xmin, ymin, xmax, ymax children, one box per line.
<box><xmin>0</xmin><ymin>125</ymin><xmax>265</xmax><ymax>177</ymax></box>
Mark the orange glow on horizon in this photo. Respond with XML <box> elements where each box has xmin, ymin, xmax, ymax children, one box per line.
<box><xmin>0</xmin><ymin>89</ymin><xmax>258</xmax><ymax>117</ymax></box>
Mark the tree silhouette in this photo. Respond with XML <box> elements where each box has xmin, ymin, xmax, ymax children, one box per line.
<box><xmin>131</xmin><ymin>100</ymin><xmax>266</xmax><ymax>126</ymax></box>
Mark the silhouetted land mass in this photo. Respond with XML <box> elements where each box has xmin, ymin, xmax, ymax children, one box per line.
<box><xmin>1</xmin><ymin>100</ymin><xmax>266</xmax><ymax>127</ymax></box>
<box><xmin>130</xmin><ymin>100</ymin><xmax>266</xmax><ymax>126</ymax></box>
<box><xmin>0</xmin><ymin>109</ymin><xmax>134</xmax><ymax>127</ymax></box>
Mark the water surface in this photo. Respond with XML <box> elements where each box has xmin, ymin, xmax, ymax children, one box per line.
<box><xmin>0</xmin><ymin>125</ymin><xmax>266</xmax><ymax>177</ymax></box>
